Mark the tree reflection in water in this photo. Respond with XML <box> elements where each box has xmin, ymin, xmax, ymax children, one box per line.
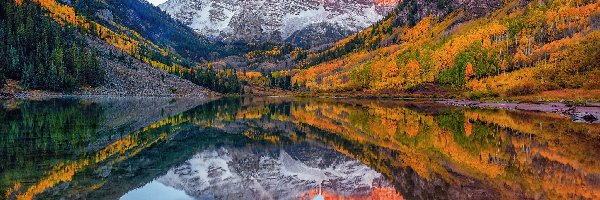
<box><xmin>1</xmin><ymin>97</ymin><xmax>599</xmax><ymax>199</ymax></box>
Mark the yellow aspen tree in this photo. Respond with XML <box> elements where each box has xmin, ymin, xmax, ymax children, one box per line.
<box><xmin>465</xmin><ymin>62</ymin><xmax>474</xmax><ymax>81</ymax></box>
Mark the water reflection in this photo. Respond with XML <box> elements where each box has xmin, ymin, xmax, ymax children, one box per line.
<box><xmin>1</xmin><ymin>97</ymin><xmax>599</xmax><ymax>199</ymax></box>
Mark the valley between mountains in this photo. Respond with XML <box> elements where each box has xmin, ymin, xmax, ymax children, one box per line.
<box><xmin>1</xmin><ymin>0</ymin><xmax>599</xmax><ymax>103</ymax></box>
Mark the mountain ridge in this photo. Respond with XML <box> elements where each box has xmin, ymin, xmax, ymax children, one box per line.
<box><xmin>158</xmin><ymin>0</ymin><xmax>399</xmax><ymax>48</ymax></box>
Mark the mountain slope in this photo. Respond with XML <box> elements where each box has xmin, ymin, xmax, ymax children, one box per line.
<box><xmin>292</xmin><ymin>0</ymin><xmax>600</xmax><ymax>99</ymax></box>
<box><xmin>72</xmin><ymin>0</ymin><xmax>238</xmax><ymax>61</ymax></box>
<box><xmin>158</xmin><ymin>0</ymin><xmax>399</xmax><ymax>48</ymax></box>
<box><xmin>1</xmin><ymin>0</ymin><xmax>103</xmax><ymax>92</ymax></box>
<box><xmin>1</xmin><ymin>0</ymin><xmax>218</xmax><ymax>96</ymax></box>
<box><xmin>78</xmin><ymin>37</ymin><xmax>215</xmax><ymax>97</ymax></box>
<box><xmin>298</xmin><ymin>0</ymin><xmax>506</xmax><ymax>68</ymax></box>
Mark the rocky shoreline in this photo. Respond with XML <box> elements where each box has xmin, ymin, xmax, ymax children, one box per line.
<box><xmin>0</xmin><ymin>93</ymin><xmax>218</xmax><ymax>100</ymax></box>
<box><xmin>3</xmin><ymin>83</ymin><xmax>598</xmax><ymax>124</ymax></box>
<box><xmin>440</xmin><ymin>100</ymin><xmax>600</xmax><ymax>123</ymax></box>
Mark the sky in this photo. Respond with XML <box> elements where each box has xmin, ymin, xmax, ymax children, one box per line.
<box><xmin>120</xmin><ymin>181</ymin><xmax>194</xmax><ymax>200</ymax></box>
<box><xmin>147</xmin><ymin>0</ymin><xmax>168</xmax><ymax>6</ymax></box>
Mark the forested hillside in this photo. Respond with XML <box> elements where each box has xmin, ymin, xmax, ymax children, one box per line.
<box><xmin>292</xmin><ymin>0</ymin><xmax>600</xmax><ymax>99</ymax></box>
<box><xmin>0</xmin><ymin>0</ymin><xmax>104</xmax><ymax>91</ymax></box>
<box><xmin>1</xmin><ymin>0</ymin><xmax>246</xmax><ymax>95</ymax></box>
<box><xmin>72</xmin><ymin>0</ymin><xmax>241</xmax><ymax>62</ymax></box>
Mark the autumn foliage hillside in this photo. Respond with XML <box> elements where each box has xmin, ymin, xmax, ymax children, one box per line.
<box><xmin>6</xmin><ymin>0</ymin><xmax>248</xmax><ymax>94</ymax></box>
<box><xmin>293</xmin><ymin>0</ymin><xmax>600</xmax><ymax>99</ymax></box>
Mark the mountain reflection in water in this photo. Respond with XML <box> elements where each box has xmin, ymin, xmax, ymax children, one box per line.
<box><xmin>1</xmin><ymin>97</ymin><xmax>599</xmax><ymax>200</ymax></box>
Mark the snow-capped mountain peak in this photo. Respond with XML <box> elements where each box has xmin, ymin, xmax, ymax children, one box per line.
<box><xmin>158</xmin><ymin>0</ymin><xmax>398</xmax><ymax>48</ymax></box>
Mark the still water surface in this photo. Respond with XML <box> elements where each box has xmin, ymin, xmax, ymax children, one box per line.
<box><xmin>1</xmin><ymin>97</ymin><xmax>599</xmax><ymax>199</ymax></box>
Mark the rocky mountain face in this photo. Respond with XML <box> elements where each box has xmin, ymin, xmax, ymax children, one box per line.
<box><xmin>392</xmin><ymin>0</ymin><xmax>505</xmax><ymax>27</ymax></box>
<box><xmin>158</xmin><ymin>145</ymin><xmax>391</xmax><ymax>199</ymax></box>
<box><xmin>158</xmin><ymin>0</ymin><xmax>399</xmax><ymax>48</ymax></box>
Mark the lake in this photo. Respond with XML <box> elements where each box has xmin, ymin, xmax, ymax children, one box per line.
<box><xmin>1</xmin><ymin>97</ymin><xmax>599</xmax><ymax>199</ymax></box>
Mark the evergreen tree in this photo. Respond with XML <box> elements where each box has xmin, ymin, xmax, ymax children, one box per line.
<box><xmin>0</xmin><ymin>0</ymin><xmax>104</xmax><ymax>91</ymax></box>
